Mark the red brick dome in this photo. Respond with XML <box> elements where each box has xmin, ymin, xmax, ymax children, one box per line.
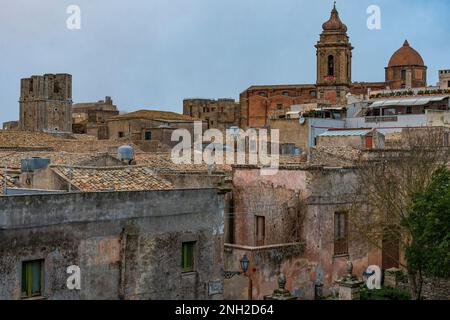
<box><xmin>388</xmin><ymin>40</ymin><xmax>425</xmax><ymax>67</ymax></box>
<box><xmin>322</xmin><ymin>3</ymin><xmax>347</xmax><ymax>32</ymax></box>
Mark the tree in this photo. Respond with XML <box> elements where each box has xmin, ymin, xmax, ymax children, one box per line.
<box><xmin>405</xmin><ymin>168</ymin><xmax>450</xmax><ymax>281</ymax></box>
<box><xmin>348</xmin><ymin>127</ymin><xmax>450</xmax><ymax>299</ymax></box>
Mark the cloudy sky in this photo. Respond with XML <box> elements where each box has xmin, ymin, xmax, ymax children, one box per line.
<box><xmin>0</xmin><ymin>0</ymin><xmax>449</xmax><ymax>124</ymax></box>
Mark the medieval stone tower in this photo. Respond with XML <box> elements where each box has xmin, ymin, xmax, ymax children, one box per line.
<box><xmin>315</xmin><ymin>3</ymin><xmax>353</xmax><ymax>105</ymax></box>
<box><xmin>19</xmin><ymin>73</ymin><xmax>73</xmax><ymax>133</ymax></box>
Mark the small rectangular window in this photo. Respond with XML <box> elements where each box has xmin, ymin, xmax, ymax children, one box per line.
<box><xmin>118</xmin><ymin>132</ymin><xmax>124</xmax><ymax>138</ymax></box>
<box><xmin>406</xmin><ymin>107</ymin><xmax>412</xmax><ymax>114</ymax></box>
<box><xmin>21</xmin><ymin>260</ymin><xmax>43</xmax><ymax>298</ymax></box>
<box><xmin>182</xmin><ymin>242</ymin><xmax>196</xmax><ymax>272</ymax></box>
<box><xmin>444</xmin><ymin>132</ymin><xmax>449</xmax><ymax>147</ymax></box>
<box><xmin>144</xmin><ymin>131</ymin><xmax>152</xmax><ymax>140</ymax></box>
<box><xmin>334</xmin><ymin>212</ymin><xmax>348</xmax><ymax>255</ymax></box>
<box><xmin>255</xmin><ymin>215</ymin><xmax>265</xmax><ymax>246</ymax></box>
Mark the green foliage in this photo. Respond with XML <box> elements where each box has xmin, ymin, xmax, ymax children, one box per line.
<box><xmin>360</xmin><ymin>286</ymin><xmax>411</xmax><ymax>300</ymax></box>
<box><xmin>405</xmin><ymin>168</ymin><xmax>450</xmax><ymax>279</ymax></box>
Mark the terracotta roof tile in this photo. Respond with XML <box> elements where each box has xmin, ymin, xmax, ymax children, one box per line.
<box><xmin>0</xmin><ymin>130</ymin><xmax>142</xmax><ymax>153</ymax></box>
<box><xmin>388</xmin><ymin>40</ymin><xmax>425</xmax><ymax>67</ymax></box>
<box><xmin>0</xmin><ymin>151</ymin><xmax>118</xmax><ymax>169</ymax></box>
<box><xmin>134</xmin><ymin>152</ymin><xmax>232</xmax><ymax>173</ymax></box>
<box><xmin>51</xmin><ymin>165</ymin><xmax>174</xmax><ymax>192</ymax></box>
<box><xmin>109</xmin><ymin>110</ymin><xmax>199</xmax><ymax>122</ymax></box>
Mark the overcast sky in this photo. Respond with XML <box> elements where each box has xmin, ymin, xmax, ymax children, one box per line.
<box><xmin>0</xmin><ymin>0</ymin><xmax>449</xmax><ymax>124</ymax></box>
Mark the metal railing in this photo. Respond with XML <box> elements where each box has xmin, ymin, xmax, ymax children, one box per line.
<box><xmin>365</xmin><ymin>115</ymin><xmax>398</xmax><ymax>123</ymax></box>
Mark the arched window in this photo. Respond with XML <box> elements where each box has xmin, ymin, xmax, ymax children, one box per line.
<box><xmin>328</xmin><ymin>55</ymin><xmax>334</xmax><ymax>76</ymax></box>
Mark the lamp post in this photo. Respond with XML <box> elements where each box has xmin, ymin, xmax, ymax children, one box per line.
<box><xmin>240</xmin><ymin>254</ymin><xmax>252</xmax><ymax>300</ymax></box>
<box><xmin>222</xmin><ymin>254</ymin><xmax>252</xmax><ymax>300</ymax></box>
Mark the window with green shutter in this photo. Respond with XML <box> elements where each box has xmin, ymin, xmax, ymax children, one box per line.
<box><xmin>182</xmin><ymin>242</ymin><xmax>196</xmax><ymax>273</ymax></box>
<box><xmin>21</xmin><ymin>260</ymin><xmax>43</xmax><ymax>298</ymax></box>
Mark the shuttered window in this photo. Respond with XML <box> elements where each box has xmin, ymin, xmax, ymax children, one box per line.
<box><xmin>334</xmin><ymin>212</ymin><xmax>348</xmax><ymax>255</ymax></box>
<box><xmin>182</xmin><ymin>242</ymin><xmax>196</xmax><ymax>272</ymax></box>
<box><xmin>21</xmin><ymin>260</ymin><xmax>43</xmax><ymax>298</ymax></box>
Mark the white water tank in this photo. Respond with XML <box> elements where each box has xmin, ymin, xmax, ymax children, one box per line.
<box><xmin>117</xmin><ymin>145</ymin><xmax>134</xmax><ymax>162</ymax></box>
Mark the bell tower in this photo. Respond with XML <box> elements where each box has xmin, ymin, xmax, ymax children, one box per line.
<box><xmin>315</xmin><ymin>2</ymin><xmax>353</xmax><ymax>105</ymax></box>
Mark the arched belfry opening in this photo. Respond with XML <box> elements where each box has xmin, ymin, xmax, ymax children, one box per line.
<box><xmin>327</xmin><ymin>55</ymin><xmax>334</xmax><ymax>76</ymax></box>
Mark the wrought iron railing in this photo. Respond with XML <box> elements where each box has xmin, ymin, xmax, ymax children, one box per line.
<box><xmin>334</xmin><ymin>238</ymin><xmax>348</xmax><ymax>255</ymax></box>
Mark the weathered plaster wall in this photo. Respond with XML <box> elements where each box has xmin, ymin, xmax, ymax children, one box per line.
<box><xmin>270</xmin><ymin>118</ymin><xmax>310</xmax><ymax>154</ymax></box>
<box><xmin>228</xmin><ymin>167</ymin><xmax>379</xmax><ymax>299</ymax></box>
<box><xmin>0</xmin><ymin>189</ymin><xmax>224</xmax><ymax>300</ymax></box>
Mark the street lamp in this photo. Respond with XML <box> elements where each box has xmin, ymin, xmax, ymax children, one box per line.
<box><xmin>239</xmin><ymin>254</ymin><xmax>252</xmax><ymax>300</ymax></box>
<box><xmin>240</xmin><ymin>254</ymin><xmax>249</xmax><ymax>274</ymax></box>
<box><xmin>222</xmin><ymin>254</ymin><xmax>252</xmax><ymax>300</ymax></box>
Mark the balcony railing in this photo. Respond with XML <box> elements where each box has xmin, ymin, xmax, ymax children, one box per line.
<box><xmin>365</xmin><ymin>115</ymin><xmax>398</xmax><ymax>123</ymax></box>
<box><xmin>334</xmin><ymin>238</ymin><xmax>348</xmax><ymax>256</ymax></box>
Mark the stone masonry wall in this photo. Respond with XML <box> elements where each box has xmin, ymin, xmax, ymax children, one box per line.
<box><xmin>0</xmin><ymin>189</ymin><xmax>224</xmax><ymax>300</ymax></box>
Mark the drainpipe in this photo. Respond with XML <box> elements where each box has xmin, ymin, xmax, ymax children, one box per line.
<box><xmin>118</xmin><ymin>228</ymin><xmax>127</xmax><ymax>300</ymax></box>
<box><xmin>3</xmin><ymin>165</ymin><xmax>7</xmax><ymax>195</ymax></box>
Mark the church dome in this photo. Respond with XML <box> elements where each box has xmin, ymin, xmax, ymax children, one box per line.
<box><xmin>322</xmin><ymin>3</ymin><xmax>347</xmax><ymax>32</ymax></box>
<box><xmin>388</xmin><ymin>40</ymin><xmax>425</xmax><ymax>67</ymax></box>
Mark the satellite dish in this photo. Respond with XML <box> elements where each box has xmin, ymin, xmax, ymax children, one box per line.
<box><xmin>299</xmin><ymin>117</ymin><xmax>306</xmax><ymax>125</ymax></box>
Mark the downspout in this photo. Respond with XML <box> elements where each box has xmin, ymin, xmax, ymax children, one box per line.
<box><xmin>3</xmin><ymin>165</ymin><xmax>7</xmax><ymax>195</ymax></box>
<box><xmin>118</xmin><ymin>228</ymin><xmax>127</xmax><ymax>300</ymax></box>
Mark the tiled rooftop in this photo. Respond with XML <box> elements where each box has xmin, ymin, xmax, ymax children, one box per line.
<box><xmin>0</xmin><ymin>151</ymin><xmax>119</xmax><ymax>169</ymax></box>
<box><xmin>135</xmin><ymin>152</ymin><xmax>307</xmax><ymax>172</ymax></box>
<box><xmin>134</xmin><ymin>152</ymin><xmax>232</xmax><ymax>173</ymax></box>
<box><xmin>51</xmin><ymin>165</ymin><xmax>174</xmax><ymax>192</ymax></box>
<box><xmin>0</xmin><ymin>130</ymin><xmax>141</xmax><ymax>153</ymax></box>
<box><xmin>109</xmin><ymin>110</ymin><xmax>199</xmax><ymax>122</ymax></box>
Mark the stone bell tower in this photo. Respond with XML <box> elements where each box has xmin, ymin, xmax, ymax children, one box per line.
<box><xmin>315</xmin><ymin>2</ymin><xmax>353</xmax><ymax>105</ymax></box>
<box><xmin>19</xmin><ymin>73</ymin><xmax>73</xmax><ymax>133</ymax></box>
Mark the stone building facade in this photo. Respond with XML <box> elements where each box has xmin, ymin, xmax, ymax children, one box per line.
<box><xmin>19</xmin><ymin>74</ymin><xmax>73</xmax><ymax>133</ymax></box>
<box><xmin>439</xmin><ymin>69</ymin><xmax>450</xmax><ymax>89</ymax></box>
<box><xmin>224</xmin><ymin>165</ymin><xmax>386</xmax><ymax>300</ymax></box>
<box><xmin>0</xmin><ymin>189</ymin><xmax>224</xmax><ymax>300</ymax></box>
<box><xmin>183</xmin><ymin>98</ymin><xmax>239</xmax><ymax>131</ymax></box>
<box><xmin>107</xmin><ymin>110</ymin><xmax>206</xmax><ymax>152</ymax></box>
<box><xmin>239</xmin><ymin>85</ymin><xmax>317</xmax><ymax>129</ymax></box>
<box><xmin>2</xmin><ymin>121</ymin><xmax>19</xmax><ymax>130</ymax></box>
<box><xmin>72</xmin><ymin>96</ymin><xmax>119</xmax><ymax>139</ymax></box>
